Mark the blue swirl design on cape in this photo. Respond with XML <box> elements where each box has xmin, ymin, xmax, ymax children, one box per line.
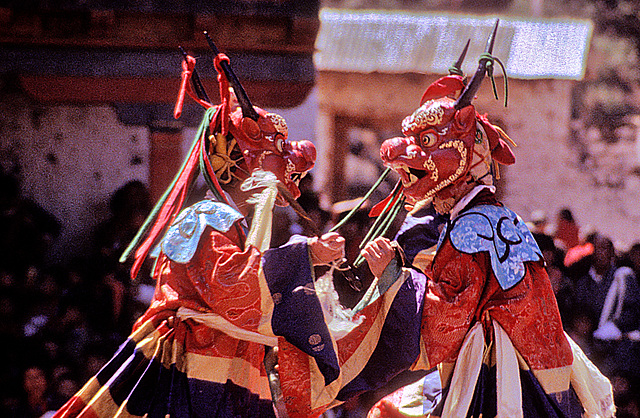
<box><xmin>437</xmin><ymin>205</ymin><xmax>542</xmax><ymax>290</ymax></box>
<box><xmin>161</xmin><ymin>200</ymin><xmax>243</xmax><ymax>264</ymax></box>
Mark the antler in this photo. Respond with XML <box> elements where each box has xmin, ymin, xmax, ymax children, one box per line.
<box><xmin>204</xmin><ymin>31</ymin><xmax>260</xmax><ymax>121</ymax></box>
<box><xmin>454</xmin><ymin>19</ymin><xmax>500</xmax><ymax>109</ymax></box>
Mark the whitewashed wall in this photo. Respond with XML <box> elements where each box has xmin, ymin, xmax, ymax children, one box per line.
<box><xmin>0</xmin><ymin>98</ymin><xmax>149</xmax><ymax>263</ymax></box>
<box><xmin>477</xmin><ymin>79</ymin><xmax>640</xmax><ymax>250</ymax></box>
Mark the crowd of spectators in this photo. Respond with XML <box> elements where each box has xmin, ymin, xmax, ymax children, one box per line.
<box><xmin>0</xmin><ymin>171</ymin><xmax>154</xmax><ymax>418</ymax></box>
<box><xmin>527</xmin><ymin>208</ymin><xmax>640</xmax><ymax>417</ymax></box>
<box><xmin>2</xmin><ymin>165</ymin><xmax>640</xmax><ymax>417</ymax></box>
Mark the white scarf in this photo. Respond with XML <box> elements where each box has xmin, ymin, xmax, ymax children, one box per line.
<box><xmin>594</xmin><ymin>266</ymin><xmax>634</xmax><ymax>340</ymax></box>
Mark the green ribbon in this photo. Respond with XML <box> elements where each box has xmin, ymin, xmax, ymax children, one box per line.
<box><xmin>479</xmin><ymin>52</ymin><xmax>509</xmax><ymax>107</ymax></box>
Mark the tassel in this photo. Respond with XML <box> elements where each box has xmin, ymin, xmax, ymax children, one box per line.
<box><xmin>174</xmin><ymin>54</ymin><xmax>213</xmax><ymax>119</ymax></box>
<box><xmin>129</xmin><ymin>139</ymin><xmax>202</xmax><ymax>279</ymax></box>
<box><xmin>173</xmin><ymin>55</ymin><xmax>195</xmax><ymax>119</ymax></box>
<box><xmin>214</xmin><ymin>54</ymin><xmax>232</xmax><ymax>137</ymax></box>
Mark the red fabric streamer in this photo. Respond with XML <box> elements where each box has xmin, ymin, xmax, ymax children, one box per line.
<box><xmin>174</xmin><ymin>54</ymin><xmax>214</xmax><ymax>119</ymax></box>
<box><xmin>214</xmin><ymin>54</ymin><xmax>231</xmax><ymax>136</ymax></box>
<box><xmin>129</xmin><ymin>139</ymin><xmax>203</xmax><ymax>279</ymax></box>
<box><xmin>174</xmin><ymin>55</ymin><xmax>195</xmax><ymax>119</ymax></box>
<box><xmin>129</xmin><ymin>53</ymin><xmax>237</xmax><ymax>279</ymax></box>
<box><xmin>368</xmin><ymin>189</ymin><xmax>403</xmax><ymax>218</ymax></box>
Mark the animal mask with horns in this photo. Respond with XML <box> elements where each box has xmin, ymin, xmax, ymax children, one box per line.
<box><xmin>379</xmin><ymin>20</ymin><xmax>516</xmax><ymax>213</ymax></box>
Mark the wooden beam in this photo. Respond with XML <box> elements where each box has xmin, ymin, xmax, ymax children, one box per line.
<box><xmin>330</xmin><ymin>115</ymin><xmax>350</xmax><ymax>202</ymax></box>
<box><xmin>0</xmin><ymin>8</ymin><xmax>318</xmax><ymax>54</ymax></box>
<box><xmin>19</xmin><ymin>75</ymin><xmax>314</xmax><ymax>109</ymax></box>
<box><xmin>149</xmin><ymin>130</ymin><xmax>183</xmax><ymax>203</ymax></box>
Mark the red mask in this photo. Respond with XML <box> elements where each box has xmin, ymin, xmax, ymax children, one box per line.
<box><xmin>228</xmin><ymin>106</ymin><xmax>316</xmax><ymax>201</ymax></box>
<box><xmin>381</xmin><ymin>96</ymin><xmax>477</xmax><ymax>204</ymax></box>
<box><xmin>379</xmin><ymin>21</ymin><xmax>516</xmax><ymax>208</ymax></box>
<box><xmin>380</xmin><ymin>78</ymin><xmax>515</xmax><ymax>207</ymax></box>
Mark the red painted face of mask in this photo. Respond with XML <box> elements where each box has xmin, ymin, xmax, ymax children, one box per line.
<box><xmin>228</xmin><ymin>106</ymin><xmax>316</xmax><ymax>201</ymax></box>
<box><xmin>378</xmin><ymin>21</ymin><xmax>517</xmax><ymax>210</ymax></box>
<box><xmin>380</xmin><ymin>95</ymin><xmax>478</xmax><ymax>205</ymax></box>
<box><xmin>379</xmin><ymin>78</ymin><xmax>515</xmax><ymax>209</ymax></box>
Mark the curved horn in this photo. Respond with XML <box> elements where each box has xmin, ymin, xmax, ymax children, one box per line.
<box><xmin>204</xmin><ymin>31</ymin><xmax>260</xmax><ymax>121</ymax></box>
<box><xmin>449</xmin><ymin>39</ymin><xmax>470</xmax><ymax>76</ymax></box>
<box><xmin>454</xmin><ymin>19</ymin><xmax>500</xmax><ymax>110</ymax></box>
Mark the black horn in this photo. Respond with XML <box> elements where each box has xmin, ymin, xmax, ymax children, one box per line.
<box><xmin>204</xmin><ymin>31</ymin><xmax>260</xmax><ymax>121</ymax></box>
<box><xmin>449</xmin><ymin>39</ymin><xmax>470</xmax><ymax>76</ymax></box>
<box><xmin>454</xmin><ymin>19</ymin><xmax>500</xmax><ymax>110</ymax></box>
<box><xmin>179</xmin><ymin>46</ymin><xmax>211</xmax><ymax>104</ymax></box>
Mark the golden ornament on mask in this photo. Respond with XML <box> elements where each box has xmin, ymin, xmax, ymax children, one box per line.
<box><xmin>209</xmin><ymin>154</ymin><xmax>227</xmax><ymax>171</ymax></box>
<box><xmin>402</xmin><ymin>101</ymin><xmax>445</xmax><ymax>134</ymax></box>
<box><xmin>423</xmin><ymin>139</ymin><xmax>468</xmax><ymax>200</ymax></box>
<box><xmin>423</xmin><ymin>156</ymin><xmax>438</xmax><ymax>181</ymax></box>
<box><xmin>214</xmin><ymin>133</ymin><xmax>227</xmax><ymax>155</ymax></box>
<box><xmin>284</xmin><ymin>159</ymin><xmax>296</xmax><ymax>184</ymax></box>
<box><xmin>266</xmin><ymin>113</ymin><xmax>288</xmax><ymax>139</ymax></box>
<box><xmin>208</xmin><ymin>133</ymin><xmax>242</xmax><ymax>184</ymax></box>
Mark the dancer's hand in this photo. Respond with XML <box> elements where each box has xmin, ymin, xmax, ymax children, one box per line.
<box><xmin>361</xmin><ymin>237</ymin><xmax>396</xmax><ymax>277</ymax></box>
<box><xmin>308</xmin><ymin>232</ymin><xmax>345</xmax><ymax>265</ymax></box>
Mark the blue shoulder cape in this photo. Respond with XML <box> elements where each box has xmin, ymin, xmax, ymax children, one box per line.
<box><xmin>436</xmin><ymin>205</ymin><xmax>542</xmax><ymax>290</ymax></box>
<box><xmin>161</xmin><ymin>200</ymin><xmax>243</xmax><ymax>264</ymax></box>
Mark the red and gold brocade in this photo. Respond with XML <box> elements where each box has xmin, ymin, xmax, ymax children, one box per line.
<box><xmin>133</xmin><ymin>228</ymin><xmax>274</xmax><ymax>400</ymax></box>
<box><xmin>419</xmin><ymin>238</ymin><xmax>573</xmax><ymax>372</ymax></box>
